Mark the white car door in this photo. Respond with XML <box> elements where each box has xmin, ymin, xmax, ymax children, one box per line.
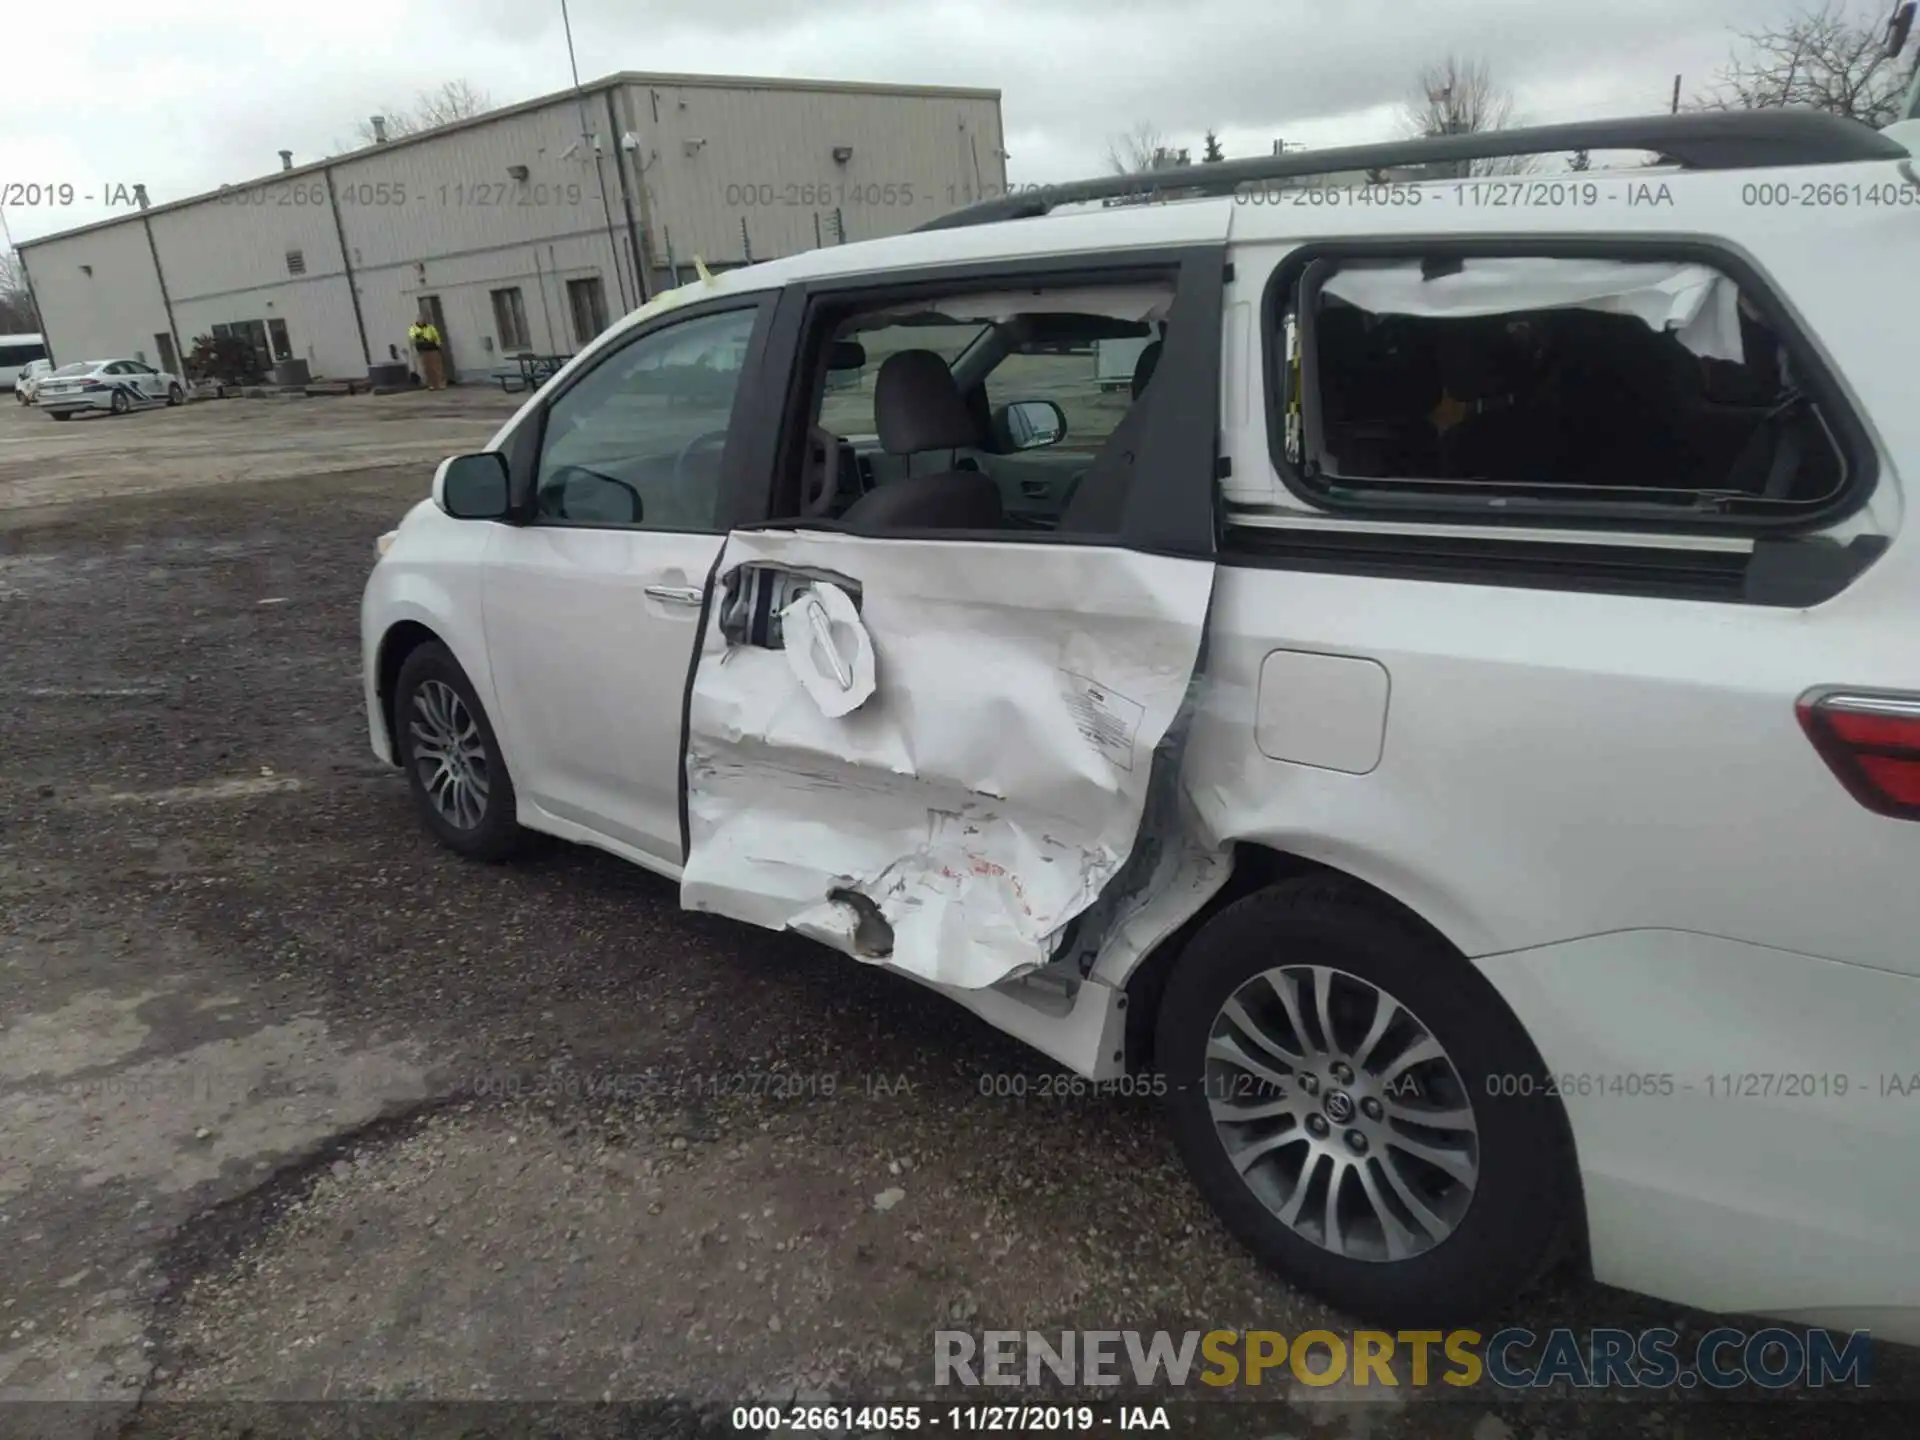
<box><xmin>481</xmin><ymin>299</ymin><xmax>773</xmax><ymax>870</ymax></box>
<box><xmin>677</xmin><ymin>252</ymin><xmax>1227</xmax><ymax>992</ymax></box>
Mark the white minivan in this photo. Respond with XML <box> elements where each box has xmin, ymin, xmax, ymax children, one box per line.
<box><xmin>0</xmin><ymin>333</ymin><xmax>49</xmax><ymax>392</ymax></box>
<box><xmin>361</xmin><ymin>110</ymin><xmax>1920</xmax><ymax>1344</ymax></box>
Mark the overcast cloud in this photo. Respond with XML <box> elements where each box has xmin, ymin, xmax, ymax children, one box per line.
<box><xmin>0</xmin><ymin>0</ymin><xmax>1885</xmax><ymax>244</ymax></box>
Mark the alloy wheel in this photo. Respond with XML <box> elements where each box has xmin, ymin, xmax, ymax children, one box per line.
<box><xmin>1204</xmin><ymin>964</ymin><xmax>1480</xmax><ymax>1263</ymax></box>
<box><xmin>408</xmin><ymin>679</ymin><xmax>491</xmax><ymax>830</ymax></box>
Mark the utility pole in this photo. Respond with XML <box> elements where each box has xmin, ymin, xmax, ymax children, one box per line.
<box><xmin>562</xmin><ymin>0</ymin><xmax>631</xmax><ymax>310</ymax></box>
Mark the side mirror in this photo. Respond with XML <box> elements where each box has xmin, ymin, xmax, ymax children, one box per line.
<box><xmin>434</xmin><ymin>452</ymin><xmax>511</xmax><ymax>519</ymax></box>
<box><xmin>993</xmin><ymin>399</ymin><xmax>1067</xmax><ymax>451</ymax></box>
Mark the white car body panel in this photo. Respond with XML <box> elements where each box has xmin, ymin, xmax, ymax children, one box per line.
<box><xmin>1478</xmin><ymin>931</ymin><xmax>1920</xmax><ymax>1344</ymax></box>
<box><xmin>482</xmin><ymin>524</ymin><xmax>722</xmax><ymax>868</ymax></box>
<box><xmin>681</xmin><ymin>529</ymin><xmax>1215</xmax><ymax>991</ymax></box>
<box><xmin>363</xmin><ymin>146</ymin><xmax>1920</xmax><ymax>1343</ymax></box>
<box><xmin>359</xmin><ymin>499</ymin><xmax>498</xmax><ymax>768</ymax></box>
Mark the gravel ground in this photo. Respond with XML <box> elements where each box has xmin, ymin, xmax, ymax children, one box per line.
<box><xmin>0</xmin><ymin>395</ymin><xmax>1912</xmax><ymax>1440</ymax></box>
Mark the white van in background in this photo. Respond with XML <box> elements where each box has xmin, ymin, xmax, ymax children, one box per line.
<box><xmin>0</xmin><ymin>334</ymin><xmax>50</xmax><ymax>391</ymax></box>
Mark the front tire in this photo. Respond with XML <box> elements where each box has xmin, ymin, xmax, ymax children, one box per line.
<box><xmin>110</xmin><ymin>390</ymin><xmax>130</xmax><ymax>415</ymax></box>
<box><xmin>393</xmin><ymin>641</ymin><xmax>524</xmax><ymax>861</ymax></box>
<box><xmin>1156</xmin><ymin>876</ymin><xmax>1573</xmax><ymax>1327</ymax></box>
<box><xmin>167</xmin><ymin>383</ymin><xmax>184</xmax><ymax>406</ymax></box>
<box><xmin>49</xmin><ymin>411</ymin><xmax>71</xmax><ymax>422</ymax></box>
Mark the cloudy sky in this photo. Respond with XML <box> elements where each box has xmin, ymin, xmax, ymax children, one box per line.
<box><xmin>0</xmin><ymin>0</ymin><xmax>1891</xmax><ymax>244</ymax></box>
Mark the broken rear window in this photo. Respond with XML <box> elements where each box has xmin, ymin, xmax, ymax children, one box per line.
<box><xmin>1270</xmin><ymin>253</ymin><xmax>1860</xmax><ymax>527</ymax></box>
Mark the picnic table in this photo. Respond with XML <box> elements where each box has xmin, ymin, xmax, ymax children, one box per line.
<box><xmin>495</xmin><ymin>353</ymin><xmax>574</xmax><ymax>393</ymax></box>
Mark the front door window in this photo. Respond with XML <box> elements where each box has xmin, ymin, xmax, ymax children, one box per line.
<box><xmin>534</xmin><ymin>307</ymin><xmax>758</xmax><ymax>532</ymax></box>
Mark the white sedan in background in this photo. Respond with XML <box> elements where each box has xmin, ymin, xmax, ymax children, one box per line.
<box><xmin>14</xmin><ymin>358</ymin><xmax>54</xmax><ymax>404</ymax></box>
<box><xmin>38</xmin><ymin>359</ymin><xmax>186</xmax><ymax>420</ymax></box>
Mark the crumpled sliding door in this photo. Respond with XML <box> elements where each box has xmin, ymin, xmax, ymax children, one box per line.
<box><xmin>679</xmin><ymin>527</ymin><xmax>1215</xmax><ymax>990</ymax></box>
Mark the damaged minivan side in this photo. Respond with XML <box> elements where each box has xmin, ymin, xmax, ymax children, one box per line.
<box><xmin>366</xmin><ymin>108</ymin><xmax>1920</xmax><ymax>1344</ymax></box>
<box><xmin>678</xmin><ymin>262</ymin><xmax>1226</xmax><ymax>999</ymax></box>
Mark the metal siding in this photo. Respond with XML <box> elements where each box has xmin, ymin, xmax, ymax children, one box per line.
<box><xmin>23</xmin><ymin>80</ymin><xmax>1002</xmax><ymax>378</ymax></box>
<box><xmin>147</xmin><ymin>181</ymin><xmax>344</xmax><ymax>308</ymax></box>
<box><xmin>621</xmin><ymin>83</ymin><xmax>1005</xmax><ymax>266</ymax></box>
<box><xmin>170</xmin><ymin>277</ymin><xmax>364</xmax><ymax>377</ymax></box>
<box><xmin>332</xmin><ymin>98</ymin><xmax>630</xmax><ymax>377</ymax></box>
<box><xmin>19</xmin><ymin>223</ymin><xmax>173</xmax><ymax>367</ymax></box>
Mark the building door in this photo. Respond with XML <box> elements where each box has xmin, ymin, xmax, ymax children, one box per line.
<box><xmin>238</xmin><ymin>320</ymin><xmax>272</xmax><ymax>376</ymax></box>
<box><xmin>419</xmin><ymin>294</ymin><xmax>453</xmax><ymax>381</ymax></box>
<box><xmin>267</xmin><ymin>319</ymin><xmax>294</xmax><ymax>363</ymax></box>
<box><xmin>154</xmin><ymin>333</ymin><xmax>178</xmax><ymax>377</ymax></box>
<box><xmin>566</xmin><ymin>276</ymin><xmax>609</xmax><ymax>348</ymax></box>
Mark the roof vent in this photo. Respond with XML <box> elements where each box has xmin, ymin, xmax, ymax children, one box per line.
<box><xmin>132</xmin><ymin>184</ymin><xmax>150</xmax><ymax>209</ymax></box>
<box><xmin>370</xmin><ymin>116</ymin><xmax>389</xmax><ymax>144</ymax></box>
<box><xmin>279</xmin><ymin>150</ymin><xmax>293</xmax><ymax>171</ymax></box>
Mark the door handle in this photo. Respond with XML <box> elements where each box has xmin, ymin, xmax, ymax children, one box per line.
<box><xmin>643</xmin><ymin>584</ymin><xmax>703</xmax><ymax>606</ymax></box>
<box><xmin>1020</xmin><ymin>479</ymin><xmax>1051</xmax><ymax>498</ymax></box>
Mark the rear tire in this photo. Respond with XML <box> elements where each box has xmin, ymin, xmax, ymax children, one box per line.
<box><xmin>392</xmin><ymin>641</ymin><xmax>524</xmax><ymax>861</ymax></box>
<box><xmin>1155</xmin><ymin>875</ymin><xmax>1573</xmax><ymax>1327</ymax></box>
<box><xmin>49</xmin><ymin>412</ymin><xmax>70</xmax><ymax>422</ymax></box>
<box><xmin>110</xmin><ymin>390</ymin><xmax>130</xmax><ymax>415</ymax></box>
<box><xmin>167</xmin><ymin>383</ymin><xmax>184</xmax><ymax>406</ymax></box>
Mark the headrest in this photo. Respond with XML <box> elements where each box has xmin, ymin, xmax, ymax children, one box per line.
<box><xmin>1131</xmin><ymin>340</ymin><xmax>1163</xmax><ymax>400</ymax></box>
<box><xmin>875</xmin><ymin>350</ymin><xmax>979</xmax><ymax>454</ymax></box>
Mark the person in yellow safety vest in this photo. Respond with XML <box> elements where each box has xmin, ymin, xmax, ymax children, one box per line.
<box><xmin>408</xmin><ymin>317</ymin><xmax>446</xmax><ymax>390</ymax></box>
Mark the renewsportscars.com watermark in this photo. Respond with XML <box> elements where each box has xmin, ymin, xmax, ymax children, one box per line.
<box><xmin>934</xmin><ymin>1327</ymin><xmax>1874</xmax><ymax>1392</ymax></box>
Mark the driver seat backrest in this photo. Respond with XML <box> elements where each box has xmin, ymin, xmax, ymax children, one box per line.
<box><xmin>1058</xmin><ymin>339</ymin><xmax>1162</xmax><ymax>535</ymax></box>
<box><xmin>839</xmin><ymin>350</ymin><xmax>1002</xmax><ymax>531</ymax></box>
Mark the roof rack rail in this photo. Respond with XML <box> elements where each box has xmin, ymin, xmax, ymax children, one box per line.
<box><xmin>916</xmin><ymin>109</ymin><xmax>1908</xmax><ymax>232</ymax></box>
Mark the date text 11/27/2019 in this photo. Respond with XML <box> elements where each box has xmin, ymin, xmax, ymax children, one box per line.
<box><xmin>215</xmin><ymin>181</ymin><xmax>589</xmax><ymax>209</ymax></box>
<box><xmin>728</xmin><ymin>1403</ymin><xmax>1173</xmax><ymax>1431</ymax></box>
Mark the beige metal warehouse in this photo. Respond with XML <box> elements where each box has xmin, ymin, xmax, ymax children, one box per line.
<box><xmin>18</xmin><ymin>71</ymin><xmax>1006</xmax><ymax>385</ymax></box>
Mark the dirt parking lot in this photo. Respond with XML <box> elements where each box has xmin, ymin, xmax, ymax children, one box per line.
<box><xmin>0</xmin><ymin>391</ymin><xmax>1908</xmax><ymax>1439</ymax></box>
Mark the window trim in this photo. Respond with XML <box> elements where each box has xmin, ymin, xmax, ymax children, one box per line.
<box><xmin>757</xmin><ymin>245</ymin><xmax>1224</xmax><ymax>559</ymax></box>
<box><xmin>1258</xmin><ymin>236</ymin><xmax>1878</xmax><ymax>538</ymax></box>
<box><xmin>491</xmin><ymin>286</ymin><xmax>532</xmax><ymax>352</ymax></box>
<box><xmin>504</xmin><ymin>293</ymin><xmax>780</xmax><ymax>534</ymax></box>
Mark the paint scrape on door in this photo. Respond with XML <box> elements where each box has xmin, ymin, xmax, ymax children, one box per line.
<box><xmin>680</xmin><ymin>529</ymin><xmax>1214</xmax><ymax>991</ymax></box>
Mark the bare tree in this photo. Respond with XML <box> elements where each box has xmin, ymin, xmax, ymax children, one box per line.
<box><xmin>1693</xmin><ymin>1</ymin><xmax>1912</xmax><ymax>128</ymax></box>
<box><xmin>353</xmin><ymin>79</ymin><xmax>494</xmax><ymax>144</ymax></box>
<box><xmin>0</xmin><ymin>249</ymin><xmax>38</xmax><ymax>333</ymax></box>
<box><xmin>1105</xmin><ymin>122</ymin><xmax>1190</xmax><ymax>175</ymax></box>
<box><xmin>1402</xmin><ymin>55</ymin><xmax>1535</xmax><ymax>176</ymax></box>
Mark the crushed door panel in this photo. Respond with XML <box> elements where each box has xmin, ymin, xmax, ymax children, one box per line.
<box><xmin>680</xmin><ymin>528</ymin><xmax>1215</xmax><ymax>990</ymax></box>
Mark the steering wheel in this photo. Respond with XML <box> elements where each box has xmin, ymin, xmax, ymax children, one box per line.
<box><xmin>672</xmin><ymin>429</ymin><xmax>732</xmax><ymax>519</ymax></box>
<box><xmin>539</xmin><ymin>464</ymin><xmax>643</xmax><ymax>524</ymax></box>
<box><xmin>1058</xmin><ymin>468</ymin><xmax>1090</xmax><ymax>513</ymax></box>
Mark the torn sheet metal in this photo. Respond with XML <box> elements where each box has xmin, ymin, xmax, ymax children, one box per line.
<box><xmin>1320</xmin><ymin>257</ymin><xmax>1744</xmax><ymax>362</ymax></box>
<box><xmin>680</xmin><ymin>529</ymin><xmax>1215</xmax><ymax>991</ymax></box>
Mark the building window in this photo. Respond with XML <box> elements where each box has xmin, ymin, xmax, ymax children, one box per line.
<box><xmin>566</xmin><ymin>277</ymin><xmax>609</xmax><ymax>347</ymax></box>
<box><xmin>268</xmin><ymin>318</ymin><xmax>293</xmax><ymax>362</ymax></box>
<box><xmin>211</xmin><ymin>323</ymin><xmax>232</xmax><ymax>339</ymax></box>
<box><xmin>286</xmin><ymin>249</ymin><xmax>306</xmax><ymax>276</ymax></box>
<box><xmin>491</xmin><ymin>288</ymin><xmax>531</xmax><ymax>352</ymax></box>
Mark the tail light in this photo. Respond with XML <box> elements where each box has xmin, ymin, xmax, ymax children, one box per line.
<box><xmin>1797</xmin><ymin>690</ymin><xmax>1920</xmax><ymax>820</ymax></box>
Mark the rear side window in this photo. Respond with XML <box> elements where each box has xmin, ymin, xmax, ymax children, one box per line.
<box><xmin>1268</xmin><ymin>250</ymin><xmax>1865</xmax><ymax>530</ymax></box>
